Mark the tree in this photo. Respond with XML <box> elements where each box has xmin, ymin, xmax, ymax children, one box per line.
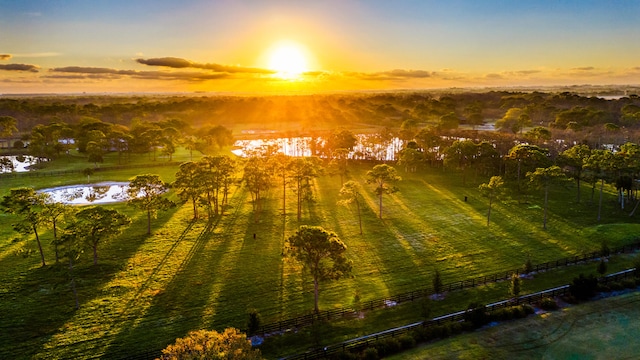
<box><xmin>397</xmin><ymin>142</ymin><xmax>423</xmax><ymax>173</ymax></box>
<box><xmin>200</xmin><ymin>155</ymin><xmax>236</xmax><ymax>217</ymax></box>
<box><xmin>0</xmin><ymin>115</ymin><xmax>18</xmax><ymax>137</ymax></box>
<box><xmin>444</xmin><ymin>140</ymin><xmax>477</xmax><ymax>185</ymax></box>
<box><xmin>173</xmin><ymin>162</ymin><xmax>203</xmax><ymax>219</ymax></box>
<box><xmin>510</xmin><ymin>273</ymin><xmax>521</xmax><ymax>299</ymax></box>
<box><xmin>127</xmin><ymin>174</ymin><xmax>174</xmax><ymax>234</ymax></box>
<box><xmin>1</xmin><ymin>188</ymin><xmax>49</xmax><ymax>266</ymax></box>
<box><xmin>65</xmin><ymin>207</ymin><xmax>130</xmax><ymax>265</ymax></box>
<box><xmin>159</xmin><ymin>328</ymin><xmax>263</xmax><ymax>360</ymax></box>
<box><xmin>432</xmin><ymin>268</ymin><xmax>443</xmax><ymax>295</ymax></box>
<box><xmin>366</xmin><ymin>164</ymin><xmax>401</xmax><ymax>219</ymax></box>
<box><xmin>478</xmin><ymin>176</ymin><xmax>504</xmax><ymax>226</ymax></box>
<box><xmin>527</xmin><ymin>166</ymin><xmax>566</xmax><ymax>230</ymax></box>
<box><xmin>585</xmin><ymin>149</ymin><xmax>614</xmax><ymax>221</ymax></box>
<box><xmin>507</xmin><ymin>144</ymin><xmax>551</xmax><ymax>196</ymax></box>
<box><xmin>287</xmin><ymin>157</ymin><xmax>320</xmax><ymax>221</ymax></box>
<box><xmin>338</xmin><ymin>180</ymin><xmax>364</xmax><ymax>235</ymax></box>
<box><xmin>42</xmin><ymin>198</ymin><xmax>73</xmax><ymax>263</ymax></box>
<box><xmin>557</xmin><ymin>144</ymin><xmax>592</xmax><ymax>203</ymax></box>
<box><xmin>288</xmin><ymin>226</ymin><xmax>352</xmax><ymax>313</ymax></box>
<box><xmin>243</xmin><ymin>156</ymin><xmax>273</xmax><ymax>222</ymax></box>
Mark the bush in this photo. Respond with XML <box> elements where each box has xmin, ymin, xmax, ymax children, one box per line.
<box><xmin>247</xmin><ymin>309</ymin><xmax>262</xmax><ymax>336</ymax></box>
<box><xmin>597</xmin><ymin>258</ymin><xmax>607</xmax><ymax>275</ymax></box>
<box><xmin>539</xmin><ymin>297</ymin><xmax>558</xmax><ymax>310</ymax></box>
<box><xmin>398</xmin><ymin>334</ymin><xmax>416</xmax><ymax>350</ymax></box>
<box><xmin>523</xmin><ymin>257</ymin><xmax>533</xmax><ymax>274</ymax></box>
<box><xmin>622</xmin><ymin>278</ymin><xmax>637</xmax><ymax>289</ymax></box>
<box><xmin>361</xmin><ymin>347</ymin><xmax>379</xmax><ymax>360</ymax></box>
<box><xmin>333</xmin><ymin>350</ymin><xmax>358</xmax><ymax>360</ymax></box>
<box><xmin>609</xmin><ymin>281</ymin><xmax>625</xmax><ymax>291</ymax></box>
<box><xmin>569</xmin><ymin>273</ymin><xmax>598</xmax><ymax>301</ymax></box>
<box><xmin>374</xmin><ymin>338</ymin><xmax>401</xmax><ymax>357</ymax></box>
<box><xmin>464</xmin><ymin>302</ymin><xmax>489</xmax><ymax>328</ymax></box>
<box><xmin>522</xmin><ymin>304</ymin><xmax>535</xmax><ymax>315</ymax></box>
<box><xmin>601</xmin><ymin>240</ymin><xmax>610</xmax><ymax>257</ymax></box>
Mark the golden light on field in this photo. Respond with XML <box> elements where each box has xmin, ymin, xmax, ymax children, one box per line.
<box><xmin>266</xmin><ymin>41</ymin><xmax>309</xmax><ymax>80</ymax></box>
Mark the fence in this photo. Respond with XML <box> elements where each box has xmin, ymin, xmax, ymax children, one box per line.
<box><xmin>281</xmin><ymin>268</ymin><xmax>637</xmax><ymax>360</ymax></box>
<box><xmin>256</xmin><ymin>240</ymin><xmax>640</xmax><ymax>336</ymax></box>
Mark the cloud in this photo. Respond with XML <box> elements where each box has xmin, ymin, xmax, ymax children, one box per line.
<box><xmin>485</xmin><ymin>73</ymin><xmax>503</xmax><ymax>79</ymax></box>
<box><xmin>12</xmin><ymin>52</ymin><xmax>60</xmax><ymax>58</ymax></box>
<box><xmin>0</xmin><ymin>63</ymin><xmax>39</xmax><ymax>72</ymax></box>
<box><xmin>48</xmin><ymin>66</ymin><xmax>231</xmax><ymax>81</ymax></box>
<box><xmin>571</xmin><ymin>66</ymin><xmax>595</xmax><ymax>71</ymax></box>
<box><xmin>343</xmin><ymin>69</ymin><xmax>436</xmax><ymax>81</ymax></box>
<box><xmin>0</xmin><ymin>54</ymin><xmax>11</xmax><ymax>60</ymax></box>
<box><xmin>136</xmin><ymin>57</ymin><xmax>275</xmax><ymax>74</ymax></box>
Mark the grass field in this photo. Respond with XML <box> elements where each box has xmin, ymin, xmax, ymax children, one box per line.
<box><xmin>1</xmin><ymin>148</ymin><xmax>639</xmax><ymax>359</ymax></box>
<box><xmin>389</xmin><ymin>290</ymin><xmax>640</xmax><ymax>360</ymax></box>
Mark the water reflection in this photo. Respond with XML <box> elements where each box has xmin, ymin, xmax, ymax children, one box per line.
<box><xmin>232</xmin><ymin>135</ymin><xmax>404</xmax><ymax>161</ymax></box>
<box><xmin>40</xmin><ymin>182</ymin><xmax>129</xmax><ymax>205</ymax></box>
<box><xmin>0</xmin><ymin>155</ymin><xmax>46</xmax><ymax>173</ymax></box>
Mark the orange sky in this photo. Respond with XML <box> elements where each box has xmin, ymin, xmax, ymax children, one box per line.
<box><xmin>1</xmin><ymin>1</ymin><xmax>640</xmax><ymax>94</ymax></box>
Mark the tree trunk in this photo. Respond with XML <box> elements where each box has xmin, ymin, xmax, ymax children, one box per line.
<box><xmin>543</xmin><ymin>184</ymin><xmax>549</xmax><ymax>230</ymax></box>
<box><xmin>313</xmin><ymin>277</ymin><xmax>320</xmax><ymax>313</ymax></box>
<box><xmin>597</xmin><ymin>178</ymin><xmax>604</xmax><ymax>222</ymax></box>
<box><xmin>356</xmin><ymin>197</ymin><xmax>363</xmax><ymax>235</ymax></box>
<box><xmin>147</xmin><ymin>209</ymin><xmax>152</xmax><ymax>235</ymax></box>
<box><xmin>33</xmin><ymin>225</ymin><xmax>46</xmax><ymax>267</ymax></box>
<box><xmin>487</xmin><ymin>196</ymin><xmax>493</xmax><ymax>226</ymax></box>
<box><xmin>576</xmin><ymin>176</ymin><xmax>581</xmax><ymax>203</ymax></box>
<box><xmin>69</xmin><ymin>257</ymin><xmax>79</xmax><ymax>310</ymax></box>
<box><xmin>93</xmin><ymin>242</ymin><xmax>98</xmax><ymax>265</ymax></box>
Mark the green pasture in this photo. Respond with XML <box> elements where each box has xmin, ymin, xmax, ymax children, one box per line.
<box><xmin>1</xmin><ymin>150</ymin><xmax>639</xmax><ymax>359</ymax></box>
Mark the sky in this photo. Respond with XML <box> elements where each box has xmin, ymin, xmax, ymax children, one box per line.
<box><xmin>1</xmin><ymin>0</ymin><xmax>639</xmax><ymax>94</ymax></box>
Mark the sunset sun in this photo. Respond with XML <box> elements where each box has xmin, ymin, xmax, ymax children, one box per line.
<box><xmin>267</xmin><ymin>41</ymin><xmax>309</xmax><ymax>80</ymax></box>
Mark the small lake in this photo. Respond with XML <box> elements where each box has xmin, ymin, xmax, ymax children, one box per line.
<box><xmin>39</xmin><ymin>182</ymin><xmax>130</xmax><ymax>205</ymax></box>
<box><xmin>1</xmin><ymin>155</ymin><xmax>46</xmax><ymax>173</ymax></box>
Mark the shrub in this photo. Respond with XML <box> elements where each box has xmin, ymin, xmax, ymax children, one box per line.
<box><xmin>569</xmin><ymin>273</ymin><xmax>598</xmax><ymax>301</ymax></box>
<box><xmin>622</xmin><ymin>278</ymin><xmax>637</xmax><ymax>289</ymax></box>
<box><xmin>597</xmin><ymin>258</ymin><xmax>607</xmax><ymax>276</ymax></box>
<box><xmin>333</xmin><ymin>350</ymin><xmax>358</xmax><ymax>360</ymax></box>
<box><xmin>464</xmin><ymin>302</ymin><xmax>489</xmax><ymax>328</ymax></box>
<box><xmin>600</xmin><ymin>240</ymin><xmax>610</xmax><ymax>257</ymax></box>
<box><xmin>398</xmin><ymin>334</ymin><xmax>416</xmax><ymax>350</ymax></box>
<box><xmin>523</xmin><ymin>257</ymin><xmax>533</xmax><ymax>274</ymax></box>
<box><xmin>539</xmin><ymin>297</ymin><xmax>558</xmax><ymax>310</ymax></box>
<box><xmin>609</xmin><ymin>281</ymin><xmax>625</xmax><ymax>291</ymax></box>
<box><xmin>374</xmin><ymin>338</ymin><xmax>401</xmax><ymax>357</ymax></box>
<box><xmin>247</xmin><ymin>309</ymin><xmax>262</xmax><ymax>336</ymax></box>
<box><xmin>433</xmin><ymin>269</ymin><xmax>443</xmax><ymax>294</ymax></box>
<box><xmin>361</xmin><ymin>347</ymin><xmax>379</xmax><ymax>360</ymax></box>
<box><xmin>522</xmin><ymin>304</ymin><xmax>535</xmax><ymax>315</ymax></box>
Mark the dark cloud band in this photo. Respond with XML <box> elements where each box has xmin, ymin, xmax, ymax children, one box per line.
<box><xmin>0</xmin><ymin>63</ymin><xmax>39</xmax><ymax>72</ymax></box>
<box><xmin>136</xmin><ymin>57</ymin><xmax>274</xmax><ymax>74</ymax></box>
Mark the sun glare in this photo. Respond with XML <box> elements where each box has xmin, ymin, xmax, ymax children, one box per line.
<box><xmin>267</xmin><ymin>41</ymin><xmax>309</xmax><ymax>80</ymax></box>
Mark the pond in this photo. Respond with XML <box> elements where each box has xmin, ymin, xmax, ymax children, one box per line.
<box><xmin>232</xmin><ymin>135</ymin><xmax>405</xmax><ymax>161</ymax></box>
<box><xmin>0</xmin><ymin>155</ymin><xmax>46</xmax><ymax>173</ymax></box>
<box><xmin>39</xmin><ymin>182</ymin><xmax>130</xmax><ymax>205</ymax></box>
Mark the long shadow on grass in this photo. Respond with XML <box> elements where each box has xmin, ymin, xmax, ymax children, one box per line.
<box><xmin>102</xmin><ymin>188</ymin><xmax>250</xmax><ymax>359</ymax></box>
<box><xmin>0</xmin><ymin>205</ymin><xmax>183</xmax><ymax>359</ymax></box>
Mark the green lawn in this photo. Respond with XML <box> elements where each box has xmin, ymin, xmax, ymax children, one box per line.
<box><xmin>0</xmin><ymin>152</ymin><xmax>639</xmax><ymax>359</ymax></box>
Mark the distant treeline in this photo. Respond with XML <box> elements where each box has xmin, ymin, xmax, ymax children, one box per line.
<box><xmin>2</xmin><ymin>90</ymin><xmax>640</xmax><ymax>135</ymax></box>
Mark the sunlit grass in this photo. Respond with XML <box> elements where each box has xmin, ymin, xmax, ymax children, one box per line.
<box><xmin>1</xmin><ymin>155</ymin><xmax>639</xmax><ymax>359</ymax></box>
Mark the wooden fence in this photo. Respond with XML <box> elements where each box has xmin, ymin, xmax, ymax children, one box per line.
<box><xmin>281</xmin><ymin>268</ymin><xmax>637</xmax><ymax>360</ymax></box>
<box><xmin>256</xmin><ymin>241</ymin><xmax>640</xmax><ymax>336</ymax></box>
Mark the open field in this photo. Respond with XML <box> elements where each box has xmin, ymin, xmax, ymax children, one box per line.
<box><xmin>389</xmin><ymin>290</ymin><xmax>640</xmax><ymax>360</ymax></box>
<box><xmin>1</xmin><ymin>149</ymin><xmax>640</xmax><ymax>359</ymax></box>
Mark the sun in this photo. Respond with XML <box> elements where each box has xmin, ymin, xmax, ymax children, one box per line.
<box><xmin>267</xmin><ymin>41</ymin><xmax>309</xmax><ymax>80</ymax></box>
